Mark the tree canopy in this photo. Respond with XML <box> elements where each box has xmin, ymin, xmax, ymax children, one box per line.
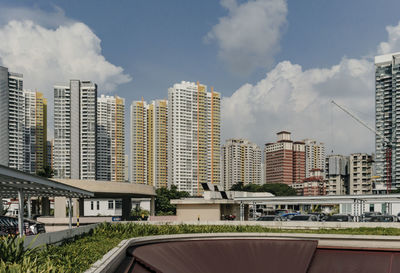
<box><xmin>230</xmin><ymin>182</ymin><xmax>297</xmax><ymax>196</ymax></box>
<box><xmin>155</xmin><ymin>185</ymin><xmax>190</xmax><ymax>215</ymax></box>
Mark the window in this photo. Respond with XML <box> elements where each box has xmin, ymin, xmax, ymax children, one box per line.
<box><xmin>115</xmin><ymin>200</ymin><xmax>122</xmax><ymax>209</ymax></box>
<box><xmin>90</xmin><ymin>201</ymin><xmax>94</xmax><ymax>210</ymax></box>
<box><xmin>108</xmin><ymin>200</ymin><xmax>114</xmax><ymax>210</ymax></box>
<box><xmin>97</xmin><ymin>201</ymin><xmax>100</xmax><ymax>210</ymax></box>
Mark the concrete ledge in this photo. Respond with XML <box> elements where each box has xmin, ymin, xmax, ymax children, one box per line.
<box><xmin>24</xmin><ymin>223</ymin><xmax>100</xmax><ymax>249</ymax></box>
<box><xmin>144</xmin><ymin>220</ymin><xmax>400</xmax><ymax>229</ymax></box>
<box><xmin>86</xmin><ymin>231</ymin><xmax>400</xmax><ymax>273</ymax></box>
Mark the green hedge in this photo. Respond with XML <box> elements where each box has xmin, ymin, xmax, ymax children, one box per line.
<box><xmin>2</xmin><ymin>223</ymin><xmax>400</xmax><ymax>272</ymax></box>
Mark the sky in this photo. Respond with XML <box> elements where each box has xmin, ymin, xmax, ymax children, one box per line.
<box><xmin>1</xmin><ymin>0</ymin><xmax>400</xmax><ymax>155</ymax></box>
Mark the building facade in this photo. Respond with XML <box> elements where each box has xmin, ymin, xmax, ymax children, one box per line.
<box><xmin>97</xmin><ymin>95</ymin><xmax>125</xmax><ymax>181</ymax></box>
<box><xmin>0</xmin><ymin>66</ymin><xmax>47</xmax><ymax>173</ymax></box>
<box><xmin>325</xmin><ymin>155</ymin><xmax>349</xmax><ymax>195</ymax></box>
<box><xmin>304</xmin><ymin>139</ymin><xmax>325</xmax><ymax>178</ymax></box>
<box><xmin>0</xmin><ymin>68</ymin><xmax>25</xmax><ymax>170</ymax></box>
<box><xmin>264</xmin><ymin>132</ymin><xmax>305</xmax><ymax>185</ymax></box>
<box><xmin>168</xmin><ymin>81</ymin><xmax>220</xmax><ymax>195</ymax></box>
<box><xmin>349</xmin><ymin>153</ymin><xmax>373</xmax><ymax>195</ymax></box>
<box><xmin>23</xmin><ymin>91</ymin><xmax>47</xmax><ymax>174</ymax></box>
<box><xmin>221</xmin><ymin>139</ymin><xmax>262</xmax><ymax>191</ymax></box>
<box><xmin>53</xmin><ymin>80</ymin><xmax>97</xmax><ymax>179</ymax></box>
<box><xmin>131</xmin><ymin>99</ymin><xmax>168</xmax><ymax>188</ymax></box>
<box><xmin>375</xmin><ymin>53</ymin><xmax>400</xmax><ymax>191</ymax></box>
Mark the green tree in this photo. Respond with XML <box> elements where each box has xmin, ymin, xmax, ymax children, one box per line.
<box><xmin>36</xmin><ymin>166</ymin><xmax>54</xmax><ymax>178</ymax></box>
<box><xmin>155</xmin><ymin>185</ymin><xmax>190</xmax><ymax>215</ymax></box>
<box><xmin>230</xmin><ymin>182</ymin><xmax>297</xmax><ymax>196</ymax></box>
<box><xmin>230</xmin><ymin>182</ymin><xmax>244</xmax><ymax>191</ymax></box>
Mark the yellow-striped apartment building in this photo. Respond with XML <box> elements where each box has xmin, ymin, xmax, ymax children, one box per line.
<box><xmin>97</xmin><ymin>95</ymin><xmax>125</xmax><ymax>182</ymax></box>
<box><xmin>23</xmin><ymin>90</ymin><xmax>47</xmax><ymax>174</ymax></box>
<box><xmin>168</xmin><ymin>81</ymin><xmax>220</xmax><ymax>196</ymax></box>
<box><xmin>131</xmin><ymin>99</ymin><xmax>168</xmax><ymax>188</ymax></box>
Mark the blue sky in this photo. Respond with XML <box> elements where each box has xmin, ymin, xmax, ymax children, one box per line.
<box><xmin>1</xmin><ymin>0</ymin><xmax>400</xmax><ymax>154</ymax></box>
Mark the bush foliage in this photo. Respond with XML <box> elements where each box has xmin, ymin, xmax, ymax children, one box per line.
<box><xmin>2</xmin><ymin>223</ymin><xmax>400</xmax><ymax>272</ymax></box>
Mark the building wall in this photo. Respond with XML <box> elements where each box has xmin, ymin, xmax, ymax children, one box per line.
<box><xmin>23</xmin><ymin>91</ymin><xmax>47</xmax><ymax>174</ymax></box>
<box><xmin>8</xmin><ymin>72</ymin><xmax>24</xmax><ymax>171</ymax></box>
<box><xmin>83</xmin><ymin>199</ymin><xmax>122</xmax><ymax>216</ymax></box>
<box><xmin>80</xmin><ymin>81</ymin><xmax>97</xmax><ymax>180</ymax></box>
<box><xmin>54</xmin><ymin>80</ymin><xmax>97</xmax><ymax>180</ymax></box>
<box><xmin>349</xmin><ymin>153</ymin><xmax>373</xmax><ymax>195</ymax></box>
<box><xmin>131</xmin><ymin>100</ymin><xmax>147</xmax><ymax>184</ymax></box>
<box><xmin>97</xmin><ymin>95</ymin><xmax>125</xmax><ymax>182</ymax></box>
<box><xmin>264</xmin><ymin>132</ymin><xmax>305</xmax><ymax>185</ymax></box>
<box><xmin>221</xmin><ymin>139</ymin><xmax>262</xmax><ymax>191</ymax></box>
<box><xmin>325</xmin><ymin>155</ymin><xmax>349</xmax><ymax>195</ymax></box>
<box><xmin>176</xmin><ymin>204</ymin><xmax>220</xmax><ymax>221</ymax></box>
<box><xmin>375</xmin><ymin>53</ymin><xmax>400</xmax><ymax>190</ymax></box>
<box><xmin>131</xmin><ymin>99</ymin><xmax>168</xmax><ymax>187</ymax></box>
<box><xmin>168</xmin><ymin>81</ymin><xmax>221</xmax><ymax>195</ymax></box>
<box><xmin>304</xmin><ymin>139</ymin><xmax>325</xmax><ymax>178</ymax></box>
<box><xmin>0</xmin><ymin>67</ymin><xmax>9</xmax><ymax>166</ymax></box>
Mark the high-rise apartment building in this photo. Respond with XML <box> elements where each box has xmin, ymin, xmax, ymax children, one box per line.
<box><xmin>53</xmin><ymin>80</ymin><xmax>97</xmax><ymax>179</ymax></box>
<box><xmin>47</xmin><ymin>140</ymin><xmax>53</xmax><ymax>169</ymax></box>
<box><xmin>221</xmin><ymin>139</ymin><xmax>262</xmax><ymax>191</ymax></box>
<box><xmin>264</xmin><ymin>131</ymin><xmax>305</xmax><ymax>185</ymax></box>
<box><xmin>97</xmin><ymin>95</ymin><xmax>125</xmax><ymax>181</ymax></box>
<box><xmin>131</xmin><ymin>99</ymin><xmax>168</xmax><ymax>188</ymax></box>
<box><xmin>325</xmin><ymin>155</ymin><xmax>349</xmax><ymax>195</ymax></box>
<box><xmin>0</xmin><ymin>67</ymin><xmax>25</xmax><ymax>170</ymax></box>
<box><xmin>0</xmin><ymin>67</ymin><xmax>9</xmax><ymax>166</ymax></box>
<box><xmin>375</xmin><ymin>53</ymin><xmax>400</xmax><ymax>190</ymax></box>
<box><xmin>304</xmin><ymin>139</ymin><xmax>325</xmax><ymax>178</ymax></box>
<box><xmin>23</xmin><ymin>91</ymin><xmax>47</xmax><ymax>174</ymax></box>
<box><xmin>349</xmin><ymin>153</ymin><xmax>373</xmax><ymax>195</ymax></box>
<box><xmin>0</xmin><ymin>66</ymin><xmax>47</xmax><ymax>174</ymax></box>
<box><xmin>168</xmin><ymin>81</ymin><xmax>220</xmax><ymax>195</ymax></box>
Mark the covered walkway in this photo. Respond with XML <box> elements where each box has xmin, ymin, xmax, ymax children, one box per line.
<box><xmin>0</xmin><ymin>164</ymin><xmax>93</xmax><ymax>235</ymax></box>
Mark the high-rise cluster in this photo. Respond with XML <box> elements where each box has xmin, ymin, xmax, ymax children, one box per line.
<box><xmin>0</xmin><ymin>66</ymin><xmax>47</xmax><ymax>174</ymax></box>
<box><xmin>53</xmin><ymin>81</ymin><xmax>126</xmax><ymax>181</ymax></box>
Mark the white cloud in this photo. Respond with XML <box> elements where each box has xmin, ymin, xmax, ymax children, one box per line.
<box><xmin>222</xmin><ymin>57</ymin><xmax>376</xmax><ymax>154</ymax></box>
<box><xmin>0</xmin><ymin>20</ymin><xmax>131</xmax><ymax>96</ymax></box>
<box><xmin>378</xmin><ymin>21</ymin><xmax>400</xmax><ymax>54</ymax></box>
<box><xmin>206</xmin><ymin>0</ymin><xmax>287</xmax><ymax>74</ymax></box>
<box><xmin>0</xmin><ymin>7</ymin><xmax>132</xmax><ymax>139</ymax></box>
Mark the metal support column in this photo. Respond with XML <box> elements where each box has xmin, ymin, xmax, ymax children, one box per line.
<box><xmin>239</xmin><ymin>201</ymin><xmax>244</xmax><ymax>221</ymax></box>
<box><xmin>27</xmin><ymin>196</ymin><xmax>31</xmax><ymax>219</ymax></box>
<box><xmin>252</xmin><ymin>201</ymin><xmax>257</xmax><ymax>220</ymax></box>
<box><xmin>68</xmin><ymin>197</ymin><xmax>72</xmax><ymax>229</ymax></box>
<box><xmin>18</xmin><ymin>189</ymin><xmax>24</xmax><ymax>237</ymax></box>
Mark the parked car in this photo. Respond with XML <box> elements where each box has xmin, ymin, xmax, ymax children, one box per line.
<box><xmin>307</xmin><ymin>212</ymin><xmax>327</xmax><ymax>221</ymax></box>
<box><xmin>280</xmin><ymin>213</ymin><xmax>299</xmax><ymax>221</ymax></box>
<box><xmin>369</xmin><ymin>215</ymin><xmax>398</xmax><ymax>222</ymax></box>
<box><xmin>0</xmin><ymin>216</ymin><xmax>45</xmax><ymax>235</ymax></box>
<box><xmin>256</xmin><ymin>215</ymin><xmax>282</xmax><ymax>221</ymax></box>
<box><xmin>362</xmin><ymin>212</ymin><xmax>382</xmax><ymax>222</ymax></box>
<box><xmin>324</xmin><ymin>214</ymin><xmax>354</xmax><ymax>222</ymax></box>
<box><xmin>289</xmin><ymin>215</ymin><xmax>318</xmax><ymax>221</ymax></box>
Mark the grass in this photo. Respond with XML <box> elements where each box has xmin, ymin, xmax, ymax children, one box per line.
<box><xmin>2</xmin><ymin>223</ymin><xmax>400</xmax><ymax>272</ymax></box>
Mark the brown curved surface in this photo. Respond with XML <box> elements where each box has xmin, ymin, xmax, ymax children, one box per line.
<box><xmin>127</xmin><ymin>239</ymin><xmax>318</xmax><ymax>273</ymax></box>
<box><xmin>115</xmin><ymin>238</ymin><xmax>400</xmax><ymax>273</ymax></box>
<box><xmin>308</xmin><ymin>248</ymin><xmax>400</xmax><ymax>273</ymax></box>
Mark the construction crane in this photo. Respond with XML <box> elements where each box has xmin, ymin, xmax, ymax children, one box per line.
<box><xmin>331</xmin><ymin>100</ymin><xmax>395</xmax><ymax>193</ymax></box>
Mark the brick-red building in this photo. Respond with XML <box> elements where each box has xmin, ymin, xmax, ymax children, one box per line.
<box><xmin>293</xmin><ymin>169</ymin><xmax>326</xmax><ymax>196</ymax></box>
<box><xmin>264</xmin><ymin>132</ymin><xmax>305</xmax><ymax>185</ymax></box>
